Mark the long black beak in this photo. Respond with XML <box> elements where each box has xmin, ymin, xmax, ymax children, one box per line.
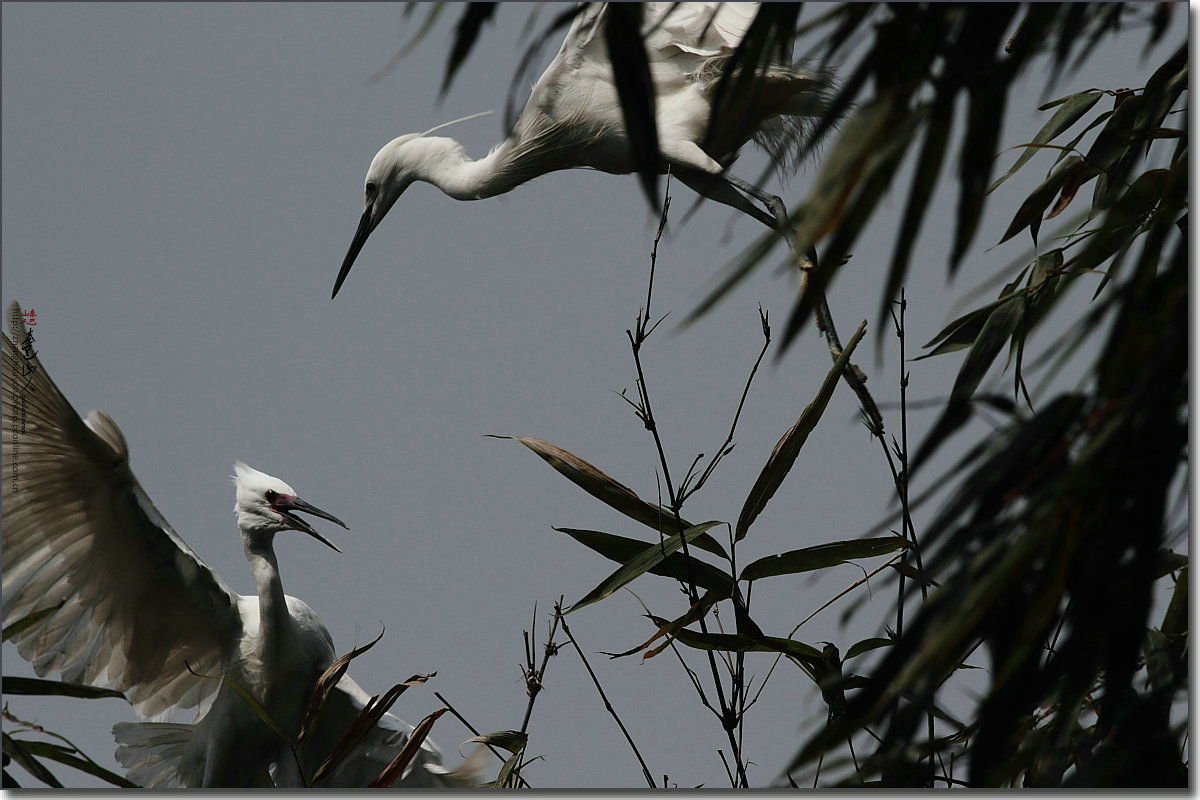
<box><xmin>277</xmin><ymin>496</ymin><xmax>349</xmax><ymax>552</ymax></box>
<box><xmin>332</xmin><ymin>208</ymin><xmax>374</xmax><ymax>299</ymax></box>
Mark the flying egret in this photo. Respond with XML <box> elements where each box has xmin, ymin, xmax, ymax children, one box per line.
<box><xmin>332</xmin><ymin>1</ymin><xmax>831</xmax><ymax>297</ymax></box>
<box><xmin>1</xmin><ymin>305</ymin><xmax>454</xmax><ymax>788</ymax></box>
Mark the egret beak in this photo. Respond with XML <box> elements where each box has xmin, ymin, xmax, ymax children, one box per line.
<box><xmin>332</xmin><ymin>208</ymin><xmax>374</xmax><ymax>299</ymax></box>
<box><xmin>276</xmin><ymin>496</ymin><xmax>349</xmax><ymax>553</ymax></box>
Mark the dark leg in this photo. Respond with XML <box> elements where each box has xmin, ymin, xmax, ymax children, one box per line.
<box><xmin>723</xmin><ymin>170</ymin><xmax>886</xmax><ymax>437</ymax></box>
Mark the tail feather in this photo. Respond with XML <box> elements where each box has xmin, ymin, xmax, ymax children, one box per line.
<box><xmin>112</xmin><ymin>721</ymin><xmax>195</xmax><ymax>788</ymax></box>
<box><xmin>751</xmin><ymin>63</ymin><xmax>840</xmax><ymax>184</ymax></box>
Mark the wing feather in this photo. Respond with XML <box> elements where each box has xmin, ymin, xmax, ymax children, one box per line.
<box><xmin>2</xmin><ymin>303</ymin><xmax>242</xmax><ymax>718</ymax></box>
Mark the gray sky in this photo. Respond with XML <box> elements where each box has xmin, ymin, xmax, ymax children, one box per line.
<box><xmin>2</xmin><ymin>3</ymin><xmax>1186</xmax><ymax>789</ymax></box>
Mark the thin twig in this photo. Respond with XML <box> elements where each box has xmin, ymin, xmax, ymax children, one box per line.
<box><xmin>679</xmin><ymin>306</ymin><xmax>772</xmax><ymax>503</ymax></box>
<box><xmin>748</xmin><ymin>553</ymin><xmax>905</xmax><ymax>708</ymax></box>
<box><xmin>555</xmin><ymin>601</ymin><xmax>656</xmax><ymax>788</ymax></box>
<box><xmin>518</xmin><ymin>603</ymin><xmax>561</xmax><ymax>735</ymax></box>
<box><xmin>627</xmin><ymin>188</ymin><xmax>750</xmax><ymax>786</ymax></box>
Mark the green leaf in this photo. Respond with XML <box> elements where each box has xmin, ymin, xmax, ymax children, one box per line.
<box><xmin>438</xmin><ymin>4</ymin><xmax>496</xmax><ymax>99</ymax></box>
<box><xmin>920</xmin><ymin>293</ymin><xmax>1021</xmax><ymax>357</ymax></box>
<box><xmin>1143</xmin><ymin>629</ymin><xmax>1173</xmax><ymax>692</ymax></box>
<box><xmin>1</xmin><ymin>677</ymin><xmax>125</xmax><ymax>700</ymax></box>
<box><xmin>845</xmin><ymin>637</ymin><xmax>894</xmax><ymax>660</ymax></box>
<box><xmin>1161</xmin><ymin>564</ymin><xmax>1187</xmax><ymax>639</ymax></box>
<box><xmin>880</xmin><ymin>98</ymin><xmax>952</xmax><ymax>343</ymax></box>
<box><xmin>555</xmin><ymin>528</ymin><xmax>734</xmax><ymax>595</ymax></box>
<box><xmin>999</xmin><ymin>154</ymin><xmax>1083</xmax><ymax>244</ymax></box>
<box><xmin>1155</xmin><ymin>548</ymin><xmax>1187</xmax><ymax>579</ymax></box>
<box><xmin>493</xmin><ymin>435</ymin><xmax>727</xmax><ymax>559</ymax></box>
<box><xmin>604</xmin><ymin>4</ymin><xmax>659</xmax><ymax>208</ymax></box>
<box><xmin>739</xmin><ymin>536</ymin><xmax>910</xmax><ymax>582</ymax></box>
<box><xmin>950</xmin><ymin>294</ymin><xmax>1026</xmax><ymax>402</ymax></box>
<box><xmin>12</xmin><ymin>741</ymin><xmax>135</xmax><ymax>788</ymax></box>
<box><xmin>493</xmin><ymin>749</ymin><xmax>524</xmax><ymax>788</ymax></box>
<box><xmin>463</xmin><ymin>730</ymin><xmax>528</xmax><ymax>755</ymax></box>
<box><xmin>223</xmin><ymin>677</ymin><xmax>290</xmax><ymax>742</ymax></box>
<box><xmin>568</xmin><ymin>522</ymin><xmax>723</xmax><ymax>613</ymax></box>
<box><xmin>656</xmin><ymin>623</ymin><xmax>825</xmax><ymax>676</ymax></box>
<box><xmin>988</xmin><ymin>90</ymin><xmax>1103</xmax><ymax>194</ymax></box>
<box><xmin>2</xmin><ymin>734</ymin><xmax>61</xmax><ymax>788</ymax></box>
<box><xmin>735</xmin><ymin>322</ymin><xmax>866</xmax><ymax>540</ymax></box>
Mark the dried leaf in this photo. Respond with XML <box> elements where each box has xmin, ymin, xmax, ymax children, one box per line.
<box><xmin>298</xmin><ymin>628</ymin><xmax>386</xmax><ymax>747</ymax></box>
<box><xmin>368</xmin><ymin>708</ymin><xmax>449</xmax><ymax>788</ymax></box>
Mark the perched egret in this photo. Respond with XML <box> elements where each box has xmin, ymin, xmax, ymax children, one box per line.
<box><xmin>332</xmin><ymin>1</ymin><xmax>831</xmax><ymax>297</ymax></box>
<box><xmin>1</xmin><ymin>305</ymin><xmax>455</xmax><ymax>788</ymax></box>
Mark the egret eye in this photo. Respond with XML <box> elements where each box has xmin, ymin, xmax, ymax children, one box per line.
<box><xmin>265</xmin><ymin>490</ymin><xmax>277</xmax><ymax>503</ymax></box>
<box><xmin>365</xmin><ymin>182</ymin><xmax>377</xmax><ymax>199</ymax></box>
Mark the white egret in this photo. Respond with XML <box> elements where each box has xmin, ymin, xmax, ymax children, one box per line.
<box><xmin>1</xmin><ymin>306</ymin><xmax>455</xmax><ymax>788</ymax></box>
<box><xmin>332</xmin><ymin>1</ymin><xmax>830</xmax><ymax>297</ymax></box>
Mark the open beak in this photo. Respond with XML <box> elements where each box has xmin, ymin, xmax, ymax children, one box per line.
<box><xmin>332</xmin><ymin>208</ymin><xmax>374</xmax><ymax>299</ymax></box>
<box><xmin>276</xmin><ymin>496</ymin><xmax>349</xmax><ymax>552</ymax></box>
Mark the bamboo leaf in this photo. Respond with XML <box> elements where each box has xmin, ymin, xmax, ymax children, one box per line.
<box><xmin>656</xmin><ymin>623</ymin><xmax>825</xmax><ymax>676</ymax></box>
<box><xmin>298</xmin><ymin>628</ymin><xmax>387</xmax><ymax>747</ymax></box>
<box><xmin>739</xmin><ymin>536</ymin><xmax>909</xmax><ymax>582</ymax></box>
<box><xmin>605</xmin><ymin>4</ymin><xmax>658</xmax><ymax>208</ymax></box>
<box><xmin>568</xmin><ymin>522</ymin><xmax>723</xmax><ymax>613</ymax></box>
<box><xmin>368</xmin><ymin>708</ymin><xmax>449</xmax><ymax>788</ymax></box>
<box><xmin>2</xmin><ymin>734</ymin><xmax>62</xmax><ymax>788</ymax></box>
<box><xmin>1161</xmin><ymin>564</ymin><xmax>1187</xmax><ymax>639</ymax></box>
<box><xmin>845</xmin><ymin>637</ymin><xmax>893</xmax><ymax>660</ymax></box>
<box><xmin>603</xmin><ymin>590</ymin><xmax>721</xmax><ymax>659</ymax></box>
<box><xmin>493</xmin><ymin>749</ymin><xmax>524</xmax><ymax>788</ymax></box>
<box><xmin>999</xmin><ymin>155</ymin><xmax>1083</xmax><ymax>244</ymax></box>
<box><xmin>988</xmin><ymin>90</ymin><xmax>1103</xmax><ymax>194</ymax></box>
<box><xmin>2</xmin><ymin>604</ymin><xmax>64</xmax><ymax>642</ymax></box>
<box><xmin>439</xmin><ymin>3</ymin><xmax>496</xmax><ymax>99</ymax></box>
<box><xmin>311</xmin><ymin>680</ymin><xmax>427</xmax><ymax>785</ymax></box>
<box><xmin>1143</xmin><ymin>629</ymin><xmax>1173</xmax><ymax>692</ymax></box>
<box><xmin>950</xmin><ymin>294</ymin><xmax>1026</xmax><ymax>402</ymax></box>
<box><xmin>12</xmin><ymin>741</ymin><xmax>135</xmax><ymax>788</ymax></box>
<box><xmin>1</xmin><ymin>677</ymin><xmax>125</xmax><ymax>701</ymax></box>
<box><xmin>493</xmin><ymin>435</ymin><xmax>727</xmax><ymax>559</ymax></box>
<box><xmin>556</xmin><ymin>528</ymin><xmax>734</xmax><ymax>595</ymax></box>
<box><xmin>462</xmin><ymin>730</ymin><xmax>528</xmax><ymax>754</ymax></box>
<box><xmin>920</xmin><ymin>294</ymin><xmax>1021</xmax><ymax>356</ymax></box>
<box><xmin>223</xmin><ymin>677</ymin><xmax>290</xmax><ymax>742</ymax></box>
<box><xmin>735</xmin><ymin>321</ymin><xmax>866</xmax><ymax>540</ymax></box>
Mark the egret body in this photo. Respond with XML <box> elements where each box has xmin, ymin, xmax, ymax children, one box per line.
<box><xmin>1</xmin><ymin>306</ymin><xmax>453</xmax><ymax>788</ymax></box>
<box><xmin>333</xmin><ymin>1</ymin><xmax>830</xmax><ymax>297</ymax></box>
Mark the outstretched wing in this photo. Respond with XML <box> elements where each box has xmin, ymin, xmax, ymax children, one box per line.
<box><xmin>2</xmin><ymin>302</ymin><xmax>242</xmax><ymax>718</ymax></box>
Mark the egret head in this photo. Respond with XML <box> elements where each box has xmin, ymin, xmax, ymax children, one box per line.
<box><xmin>332</xmin><ymin>133</ymin><xmax>423</xmax><ymax>299</ymax></box>
<box><xmin>232</xmin><ymin>462</ymin><xmax>348</xmax><ymax>551</ymax></box>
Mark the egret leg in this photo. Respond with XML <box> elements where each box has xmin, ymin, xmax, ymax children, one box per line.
<box><xmin>674</xmin><ymin>168</ymin><xmax>779</xmax><ymax>230</ymax></box>
<box><xmin>668</xmin><ymin>143</ymin><xmax>886</xmax><ymax>437</ymax></box>
<box><xmin>663</xmin><ymin>141</ymin><xmax>786</xmax><ymax>231</ymax></box>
